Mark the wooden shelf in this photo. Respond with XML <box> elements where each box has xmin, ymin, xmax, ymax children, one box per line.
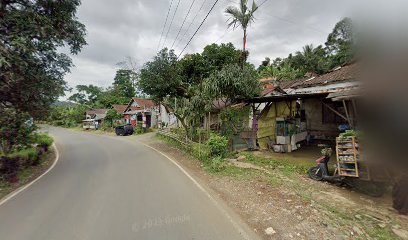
<box><xmin>336</xmin><ymin>136</ymin><xmax>359</xmax><ymax>177</ymax></box>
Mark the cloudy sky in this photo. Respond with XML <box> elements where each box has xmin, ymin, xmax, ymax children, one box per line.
<box><xmin>64</xmin><ymin>0</ymin><xmax>355</xmax><ymax>95</ymax></box>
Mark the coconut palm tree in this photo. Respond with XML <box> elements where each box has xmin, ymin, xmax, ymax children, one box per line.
<box><xmin>225</xmin><ymin>0</ymin><xmax>258</xmax><ymax>55</ymax></box>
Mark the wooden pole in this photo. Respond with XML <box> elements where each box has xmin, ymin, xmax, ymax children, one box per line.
<box><xmin>342</xmin><ymin>100</ymin><xmax>353</xmax><ymax>128</ymax></box>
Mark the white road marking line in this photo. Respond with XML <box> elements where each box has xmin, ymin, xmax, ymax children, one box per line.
<box><xmin>0</xmin><ymin>143</ymin><xmax>60</xmax><ymax>207</ymax></box>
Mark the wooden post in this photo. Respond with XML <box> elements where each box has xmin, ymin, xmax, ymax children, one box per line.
<box><xmin>342</xmin><ymin>100</ymin><xmax>353</xmax><ymax>128</ymax></box>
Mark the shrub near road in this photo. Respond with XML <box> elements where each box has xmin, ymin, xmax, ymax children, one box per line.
<box><xmin>0</xmin><ymin>133</ymin><xmax>54</xmax><ymax>184</ymax></box>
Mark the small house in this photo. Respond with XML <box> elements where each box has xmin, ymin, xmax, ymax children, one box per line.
<box><xmin>123</xmin><ymin>98</ymin><xmax>158</xmax><ymax>128</ymax></box>
<box><xmin>247</xmin><ymin>62</ymin><xmax>359</xmax><ymax>151</ymax></box>
<box><xmin>83</xmin><ymin>109</ymin><xmax>109</xmax><ymax>130</ymax></box>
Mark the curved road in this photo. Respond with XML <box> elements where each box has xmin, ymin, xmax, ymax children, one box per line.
<box><xmin>0</xmin><ymin>127</ymin><xmax>259</xmax><ymax>240</ymax></box>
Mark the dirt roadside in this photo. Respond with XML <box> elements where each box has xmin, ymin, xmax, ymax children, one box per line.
<box><xmin>138</xmin><ymin>133</ymin><xmax>408</xmax><ymax>240</ymax></box>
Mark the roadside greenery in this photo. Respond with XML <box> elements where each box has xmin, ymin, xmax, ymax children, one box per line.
<box><xmin>258</xmin><ymin>17</ymin><xmax>354</xmax><ymax>80</ymax></box>
<box><xmin>0</xmin><ymin>0</ymin><xmax>86</xmax><ymax>160</ymax></box>
<box><xmin>139</xmin><ymin>43</ymin><xmax>260</xmax><ymax>140</ymax></box>
<box><xmin>1</xmin><ymin>132</ymin><xmax>54</xmax><ymax>183</ymax></box>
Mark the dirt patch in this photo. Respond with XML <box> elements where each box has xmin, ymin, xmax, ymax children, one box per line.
<box><xmin>0</xmin><ymin>147</ymin><xmax>56</xmax><ymax>200</ymax></box>
<box><xmin>142</xmin><ymin>135</ymin><xmax>407</xmax><ymax>239</ymax></box>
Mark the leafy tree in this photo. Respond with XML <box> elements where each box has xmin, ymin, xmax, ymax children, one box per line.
<box><xmin>96</xmin><ymin>88</ymin><xmax>130</xmax><ymax>108</ymax></box>
<box><xmin>112</xmin><ymin>69</ymin><xmax>137</xmax><ymax>99</ymax></box>
<box><xmin>139</xmin><ymin>48</ymin><xmax>181</xmax><ymax>100</ymax></box>
<box><xmin>204</xmin><ymin>63</ymin><xmax>260</xmax><ymax>106</ymax></box>
<box><xmin>225</xmin><ymin>0</ymin><xmax>259</xmax><ymax>56</ymax></box>
<box><xmin>258</xmin><ymin>18</ymin><xmax>355</xmax><ymax>77</ymax></box>
<box><xmin>260</xmin><ymin>63</ymin><xmax>304</xmax><ymax>81</ymax></box>
<box><xmin>292</xmin><ymin>44</ymin><xmax>329</xmax><ymax>74</ymax></box>
<box><xmin>104</xmin><ymin>109</ymin><xmax>123</xmax><ymax>127</ymax></box>
<box><xmin>200</xmin><ymin>43</ymin><xmax>242</xmax><ymax>74</ymax></box>
<box><xmin>0</xmin><ymin>107</ymin><xmax>35</xmax><ymax>155</ymax></box>
<box><xmin>0</xmin><ymin>0</ymin><xmax>86</xmax><ymax>117</ymax></box>
<box><xmin>47</xmin><ymin>105</ymin><xmax>87</xmax><ymax>127</ymax></box>
<box><xmin>325</xmin><ymin>17</ymin><xmax>354</xmax><ymax>68</ymax></box>
<box><xmin>139</xmin><ymin>44</ymin><xmax>252</xmax><ymax>138</ymax></box>
<box><xmin>68</xmin><ymin>85</ymin><xmax>103</xmax><ymax>105</ymax></box>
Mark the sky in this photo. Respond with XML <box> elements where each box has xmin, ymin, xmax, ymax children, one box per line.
<box><xmin>63</xmin><ymin>0</ymin><xmax>355</xmax><ymax>96</ymax></box>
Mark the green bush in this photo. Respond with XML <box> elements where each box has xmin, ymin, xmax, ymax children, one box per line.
<box><xmin>35</xmin><ymin>133</ymin><xmax>53</xmax><ymax>147</ymax></box>
<box><xmin>134</xmin><ymin>122</ymin><xmax>144</xmax><ymax>134</ymax></box>
<box><xmin>206</xmin><ymin>133</ymin><xmax>228</xmax><ymax>158</ymax></box>
<box><xmin>9</xmin><ymin>148</ymin><xmax>39</xmax><ymax>166</ymax></box>
<box><xmin>205</xmin><ymin>156</ymin><xmax>226</xmax><ymax>173</ymax></box>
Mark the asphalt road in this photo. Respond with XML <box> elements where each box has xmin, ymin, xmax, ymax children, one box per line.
<box><xmin>0</xmin><ymin>127</ymin><xmax>259</xmax><ymax>240</ymax></box>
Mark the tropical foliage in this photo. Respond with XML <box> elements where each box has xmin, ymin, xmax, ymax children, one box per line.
<box><xmin>258</xmin><ymin>17</ymin><xmax>354</xmax><ymax>80</ymax></box>
<box><xmin>225</xmin><ymin>0</ymin><xmax>259</xmax><ymax>55</ymax></box>
<box><xmin>139</xmin><ymin>43</ymin><xmax>259</xmax><ymax>138</ymax></box>
<box><xmin>0</xmin><ymin>0</ymin><xmax>86</xmax><ymax>117</ymax></box>
<box><xmin>0</xmin><ymin>0</ymin><xmax>86</xmax><ymax>158</ymax></box>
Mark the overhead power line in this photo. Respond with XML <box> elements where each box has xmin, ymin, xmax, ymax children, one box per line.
<box><xmin>259</xmin><ymin>0</ymin><xmax>270</xmax><ymax>7</ymax></box>
<box><xmin>162</xmin><ymin>0</ymin><xmax>182</xmax><ymax>49</ymax></box>
<box><xmin>175</xmin><ymin>0</ymin><xmax>208</xmax><ymax>49</ymax></box>
<box><xmin>178</xmin><ymin>0</ymin><xmax>220</xmax><ymax>58</ymax></box>
<box><xmin>157</xmin><ymin>0</ymin><xmax>175</xmax><ymax>52</ymax></box>
<box><xmin>171</xmin><ymin>0</ymin><xmax>197</xmax><ymax>49</ymax></box>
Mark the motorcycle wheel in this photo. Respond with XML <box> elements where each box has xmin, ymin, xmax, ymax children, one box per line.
<box><xmin>308</xmin><ymin>166</ymin><xmax>323</xmax><ymax>181</ymax></box>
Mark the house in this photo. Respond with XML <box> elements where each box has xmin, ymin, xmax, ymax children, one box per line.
<box><xmin>83</xmin><ymin>109</ymin><xmax>109</xmax><ymax>130</ymax></box>
<box><xmin>247</xmin><ymin>62</ymin><xmax>359</xmax><ymax>151</ymax></box>
<box><xmin>159</xmin><ymin>104</ymin><xmax>178</xmax><ymax>128</ymax></box>
<box><xmin>112</xmin><ymin>104</ymin><xmax>128</xmax><ymax>115</ymax></box>
<box><xmin>123</xmin><ymin>98</ymin><xmax>158</xmax><ymax>128</ymax></box>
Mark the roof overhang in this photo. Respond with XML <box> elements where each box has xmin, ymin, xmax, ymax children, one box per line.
<box><xmin>245</xmin><ymin>92</ymin><xmax>329</xmax><ymax>104</ymax></box>
<box><xmin>327</xmin><ymin>89</ymin><xmax>360</xmax><ymax>101</ymax></box>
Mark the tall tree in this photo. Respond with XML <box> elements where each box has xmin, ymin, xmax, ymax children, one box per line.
<box><xmin>225</xmin><ymin>0</ymin><xmax>258</xmax><ymax>59</ymax></box>
<box><xmin>0</xmin><ymin>0</ymin><xmax>87</xmax><ymax>117</ymax></box>
<box><xmin>293</xmin><ymin>44</ymin><xmax>329</xmax><ymax>74</ymax></box>
<box><xmin>68</xmin><ymin>85</ymin><xmax>103</xmax><ymax>106</ymax></box>
<box><xmin>139</xmin><ymin>44</ymin><xmax>252</xmax><ymax>137</ymax></box>
<box><xmin>325</xmin><ymin>17</ymin><xmax>354</xmax><ymax>68</ymax></box>
<box><xmin>112</xmin><ymin>69</ymin><xmax>137</xmax><ymax>98</ymax></box>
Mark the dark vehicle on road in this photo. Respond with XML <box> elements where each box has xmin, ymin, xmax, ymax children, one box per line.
<box><xmin>115</xmin><ymin>124</ymin><xmax>134</xmax><ymax>136</ymax></box>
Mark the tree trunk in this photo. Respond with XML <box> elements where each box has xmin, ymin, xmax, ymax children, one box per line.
<box><xmin>243</xmin><ymin>29</ymin><xmax>247</xmax><ymax>53</ymax></box>
<box><xmin>242</xmin><ymin>29</ymin><xmax>247</xmax><ymax>68</ymax></box>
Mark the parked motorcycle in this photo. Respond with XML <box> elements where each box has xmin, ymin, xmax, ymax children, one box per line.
<box><xmin>308</xmin><ymin>148</ymin><xmax>387</xmax><ymax>197</ymax></box>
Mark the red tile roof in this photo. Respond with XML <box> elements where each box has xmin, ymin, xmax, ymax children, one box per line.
<box><xmin>112</xmin><ymin>104</ymin><xmax>127</xmax><ymax>114</ymax></box>
<box><xmin>131</xmin><ymin>98</ymin><xmax>156</xmax><ymax>109</ymax></box>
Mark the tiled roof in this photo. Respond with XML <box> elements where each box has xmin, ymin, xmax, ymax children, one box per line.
<box><xmin>259</xmin><ymin>77</ymin><xmax>275</xmax><ymax>83</ymax></box>
<box><xmin>112</xmin><ymin>104</ymin><xmax>127</xmax><ymax>113</ymax></box>
<box><xmin>278</xmin><ymin>78</ymin><xmax>309</xmax><ymax>90</ymax></box>
<box><xmin>292</xmin><ymin>63</ymin><xmax>357</xmax><ymax>88</ymax></box>
<box><xmin>86</xmin><ymin>109</ymin><xmax>109</xmax><ymax>115</ymax></box>
<box><xmin>132</xmin><ymin>98</ymin><xmax>156</xmax><ymax>109</ymax></box>
<box><xmin>261</xmin><ymin>87</ymin><xmax>276</xmax><ymax>96</ymax></box>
